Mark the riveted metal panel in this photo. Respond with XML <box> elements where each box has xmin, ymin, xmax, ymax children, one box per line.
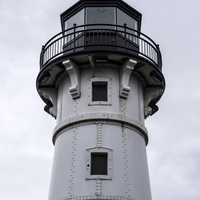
<box><xmin>126</xmin><ymin>128</ymin><xmax>152</xmax><ymax>200</ymax></box>
<box><xmin>49</xmin><ymin>61</ymin><xmax>151</xmax><ymax>200</ymax></box>
<box><xmin>48</xmin><ymin>129</ymin><xmax>74</xmax><ymax>200</ymax></box>
<box><xmin>101</xmin><ymin>124</ymin><xmax>151</xmax><ymax>199</ymax></box>
<box><xmin>126</xmin><ymin>74</ymin><xmax>145</xmax><ymax>123</ymax></box>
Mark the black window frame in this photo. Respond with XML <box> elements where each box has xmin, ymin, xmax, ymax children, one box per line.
<box><xmin>92</xmin><ymin>81</ymin><xmax>108</xmax><ymax>102</ymax></box>
<box><xmin>90</xmin><ymin>152</ymin><xmax>108</xmax><ymax>175</ymax></box>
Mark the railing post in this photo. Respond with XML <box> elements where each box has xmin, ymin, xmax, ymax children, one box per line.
<box><xmin>40</xmin><ymin>45</ymin><xmax>45</xmax><ymax>69</ymax></box>
<box><xmin>156</xmin><ymin>44</ymin><xmax>162</xmax><ymax>69</ymax></box>
<box><xmin>124</xmin><ymin>23</ymin><xmax>127</xmax><ymax>47</ymax></box>
<box><xmin>73</xmin><ymin>23</ymin><xmax>76</xmax><ymax>52</ymax></box>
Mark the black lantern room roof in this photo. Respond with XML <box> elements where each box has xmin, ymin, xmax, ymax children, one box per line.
<box><xmin>60</xmin><ymin>0</ymin><xmax>142</xmax><ymax>31</ymax></box>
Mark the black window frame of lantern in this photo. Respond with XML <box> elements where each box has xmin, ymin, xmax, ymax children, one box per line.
<box><xmin>61</xmin><ymin>3</ymin><xmax>141</xmax><ymax>32</ymax></box>
<box><xmin>64</xmin><ymin>9</ymin><xmax>85</xmax><ymax>30</ymax></box>
<box><xmin>62</xmin><ymin>4</ymin><xmax>141</xmax><ymax>49</ymax></box>
<box><xmin>85</xmin><ymin>7</ymin><xmax>116</xmax><ymax>30</ymax></box>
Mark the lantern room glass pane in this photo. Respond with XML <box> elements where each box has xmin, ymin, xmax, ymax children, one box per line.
<box><xmin>117</xmin><ymin>8</ymin><xmax>138</xmax><ymax>31</ymax></box>
<box><xmin>117</xmin><ymin>9</ymin><xmax>138</xmax><ymax>44</ymax></box>
<box><xmin>86</xmin><ymin>7</ymin><xmax>116</xmax><ymax>29</ymax></box>
<box><xmin>64</xmin><ymin>9</ymin><xmax>84</xmax><ymax>30</ymax></box>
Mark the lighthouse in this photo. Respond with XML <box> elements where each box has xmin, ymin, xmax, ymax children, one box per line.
<box><xmin>36</xmin><ymin>0</ymin><xmax>165</xmax><ymax>200</ymax></box>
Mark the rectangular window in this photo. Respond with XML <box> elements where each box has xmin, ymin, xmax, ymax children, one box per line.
<box><xmin>91</xmin><ymin>152</ymin><xmax>108</xmax><ymax>175</ymax></box>
<box><xmin>86</xmin><ymin>147</ymin><xmax>112</xmax><ymax>180</ymax></box>
<box><xmin>92</xmin><ymin>81</ymin><xmax>108</xmax><ymax>102</ymax></box>
<box><xmin>86</xmin><ymin>7</ymin><xmax>115</xmax><ymax>25</ymax></box>
<box><xmin>64</xmin><ymin>9</ymin><xmax>84</xmax><ymax>30</ymax></box>
<box><xmin>117</xmin><ymin>8</ymin><xmax>138</xmax><ymax>31</ymax></box>
<box><xmin>117</xmin><ymin>9</ymin><xmax>139</xmax><ymax>45</ymax></box>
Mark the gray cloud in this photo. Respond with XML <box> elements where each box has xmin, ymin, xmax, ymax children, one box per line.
<box><xmin>0</xmin><ymin>0</ymin><xmax>199</xmax><ymax>199</ymax></box>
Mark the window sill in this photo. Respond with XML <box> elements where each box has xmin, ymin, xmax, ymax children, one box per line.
<box><xmin>88</xmin><ymin>102</ymin><xmax>112</xmax><ymax>106</ymax></box>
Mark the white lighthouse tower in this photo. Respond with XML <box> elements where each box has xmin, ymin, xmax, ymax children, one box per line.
<box><xmin>36</xmin><ymin>0</ymin><xmax>165</xmax><ymax>200</ymax></box>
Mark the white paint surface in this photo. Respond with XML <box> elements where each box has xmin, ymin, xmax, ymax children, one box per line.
<box><xmin>49</xmin><ymin>63</ymin><xmax>151</xmax><ymax>200</ymax></box>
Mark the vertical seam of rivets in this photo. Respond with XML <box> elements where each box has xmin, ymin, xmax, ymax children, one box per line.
<box><xmin>95</xmin><ymin>179</ymin><xmax>103</xmax><ymax>197</ymax></box>
<box><xmin>96</xmin><ymin>122</ymin><xmax>103</xmax><ymax>147</ymax></box>
<box><xmin>88</xmin><ymin>79</ymin><xmax>91</xmax><ymax>104</ymax></box>
<box><xmin>137</xmin><ymin>80</ymin><xmax>142</xmax><ymax>122</ymax></box>
<box><xmin>73</xmin><ymin>98</ymin><xmax>79</xmax><ymax>116</ymax></box>
<box><xmin>109</xmin><ymin>78</ymin><xmax>112</xmax><ymax>105</ymax></box>
<box><xmin>95</xmin><ymin>122</ymin><xmax>103</xmax><ymax>196</ymax></box>
<box><xmin>120</xmin><ymin>98</ymin><xmax>127</xmax><ymax>116</ymax></box>
<box><xmin>122</xmin><ymin>125</ymin><xmax>130</xmax><ymax>199</ymax></box>
<box><xmin>59</xmin><ymin>84</ymin><xmax>63</xmax><ymax>121</ymax></box>
<box><xmin>69</xmin><ymin>97</ymin><xmax>78</xmax><ymax>197</ymax></box>
<box><xmin>67</xmin><ymin>127</ymin><xmax>78</xmax><ymax>198</ymax></box>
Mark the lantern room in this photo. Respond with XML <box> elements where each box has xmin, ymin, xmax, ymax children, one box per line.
<box><xmin>60</xmin><ymin>0</ymin><xmax>142</xmax><ymax>31</ymax></box>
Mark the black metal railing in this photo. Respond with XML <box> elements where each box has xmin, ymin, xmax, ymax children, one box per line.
<box><xmin>40</xmin><ymin>24</ymin><xmax>162</xmax><ymax>70</ymax></box>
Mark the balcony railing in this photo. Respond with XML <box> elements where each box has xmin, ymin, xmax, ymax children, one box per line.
<box><xmin>40</xmin><ymin>24</ymin><xmax>162</xmax><ymax>70</ymax></box>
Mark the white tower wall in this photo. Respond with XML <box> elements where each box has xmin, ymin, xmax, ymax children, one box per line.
<box><xmin>49</xmin><ymin>64</ymin><xmax>151</xmax><ymax>200</ymax></box>
<box><xmin>56</xmin><ymin>67</ymin><xmax>145</xmax><ymax>123</ymax></box>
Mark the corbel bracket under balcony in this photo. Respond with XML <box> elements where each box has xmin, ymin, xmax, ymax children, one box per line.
<box><xmin>144</xmin><ymin>87</ymin><xmax>163</xmax><ymax>118</ymax></box>
<box><xmin>40</xmin><ymin>88</ymin><xmax>57</xmax><ymax>118</ymax></box>
<box><xmin>63</xmin><ymin>60</ymin><xmax>81</xmax><ymax>99</ymax></box>
<box><xmin>120</xmin><ymin>59</ymin><xmax>137</xmax><ymax>99</ymax></box>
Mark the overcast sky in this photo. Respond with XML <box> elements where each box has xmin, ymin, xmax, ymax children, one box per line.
<box><xmin>0</xmin><ymin>0</ymin><xmax>200</xmax><ymax>199</ymax></box>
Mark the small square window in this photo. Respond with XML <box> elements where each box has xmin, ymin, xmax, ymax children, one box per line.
<box><xmin>91</xmin><ymin>152</ymin><xmax>108</xmax><ymax>175</ymax></box>
<box><xmin>92</xmin><ymin>81</ymin><xmax>108</xmax><ymax>102</ymax></box>
<box><xmin>86</xmin><ymin>147</ymin><xmax>112</xmax><ymax>180</ymax></box>
<box><xmin>88</xmin><ymin>78</ymin><xmax>112</xmax><ymax>106</ymax></box>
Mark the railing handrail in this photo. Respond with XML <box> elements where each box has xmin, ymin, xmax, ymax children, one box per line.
<box><xmin>40</xmin><ymin>24</ymin><xmax>162</xmax><ymax>70</ymax></box>
<box><xmin>43</xmin><ymin>24</ymin><xmax>158</xmax><ymax>49</ymax></box>
<box><xmin>44</xmin><ymin>28</ymin><xmax>159</xmax><ymax>54</ymax></box>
